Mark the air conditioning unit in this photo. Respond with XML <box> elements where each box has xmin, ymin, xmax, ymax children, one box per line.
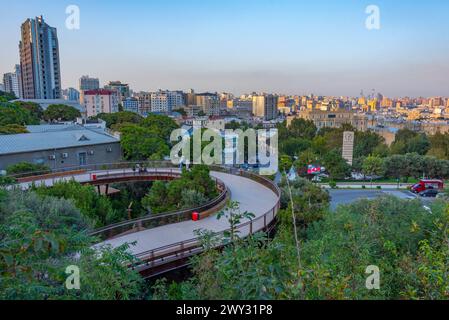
<box><xmin>88</xmin><ymin>150</ymin><xmax>94</xmax><ymax>156</ymax></box>
<box><xmin>48</xmin><ymin>154</ymin><xmax>56</xmax><ymax>160</ymax></box>
<box><xmin>106</xmin><ymin>147</ymin><xmax>112</xmax><ymax>153</ymax></box>
<box><xmin>61</xmin><ymin>153</ymin><xmax>69</xmax><ymax>159</ymax></box>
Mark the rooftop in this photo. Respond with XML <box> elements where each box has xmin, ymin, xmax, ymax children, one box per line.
<box><xmin>0</xmin><ymin>125</ymin><xmax>119</xmax><ymax>155</ymax></box>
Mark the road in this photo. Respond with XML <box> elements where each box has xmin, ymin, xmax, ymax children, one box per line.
<box><xmin>328</xmin><ymin>189</ymin><xmax>418</xmax><ymax>211</ymax></box>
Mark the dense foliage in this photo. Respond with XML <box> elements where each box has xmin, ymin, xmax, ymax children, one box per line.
<box><xmin>151</xmin><ymin>187</ymin><xmax>449</xmax><ymax>300</ymax></box>
<box><xmin>142</xmin><ymin>165</ymin><xmax>218</xmax><ymax>214</ymax></box>
<box><xmin>43</xmin><ymin>104</ymin><xmax>81</xmax><ymax>122</ymax></box>
<box><xmin>0</xmin><ymin>189</ymin><xmax>144</xmax><ymax>300</ymax></box>
<box><xmin>32</xmin><ymin>180</ymin><xmax>122</xmax><ymax>228</ymax></box>
<box><xmin>6</xmin><ymin>162</ymin><xmax>50</xmax><ymax>177</ymax></box>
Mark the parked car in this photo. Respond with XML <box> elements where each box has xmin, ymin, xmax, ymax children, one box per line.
<box><xmin>419</xmin><ymin>189</ymin><xmax>439</xmax><ymax>198</ymax></box>
<box><xmin>411</xmin><ymin>180</ymin><xmax>444</xmax><ymax>193</ymax></box>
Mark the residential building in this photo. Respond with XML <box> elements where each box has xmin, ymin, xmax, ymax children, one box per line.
<box><xmin>62</xmin><ymin>87</ymin><xmax>80</xmax><ymax>102</ymax></box>
<box><xmin>252</xmin><ymin>94</ymin><xmax>278</xmax><ymax>120</ymax></box>
<box><xmin>196</xmin><ymin>92</ymin><xmax>220</xmax><ymax>116</ymax></box>
<box><xmin>287</xmin><ymin>109</ymin><xmax>368</xmax><ymax>132</ymax></box>
<box><xmin>0</xmin><ymin>121</ymin><xmax>121</xmax><ymax>170</ymax></box>
<box><xmin>79</xmin><ymin>75</ymin><xmax>100</xmax><ymax>91</ymax></box>
<box><xmin>83</xmin><ymin>89</ymin><xmax>119</xmax><ymax>117</ymax></box>
<box><xmin>136</xmin><ymin>92</ymin><xmax>151</xmax><ymax>115</ymax></box>
<box><xmin>122</xmin><ymin>97</ymin><xmax>139</xmax><ymax>113</ymax></box>
<box><xmin>105</xmin><ymin>81</ymin><xmax>130</xmax><ymax>102</ymax></box>
<box><xmin>19</xmin><ymin>16</ymin><xmax>61</xmax><ymax>99</ymax></box>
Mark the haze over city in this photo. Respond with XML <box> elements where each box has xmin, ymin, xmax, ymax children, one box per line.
<box><xmin>1</xmin><ymin>0</ymin><xmax>449</xmax><ymax>97</ymax></box>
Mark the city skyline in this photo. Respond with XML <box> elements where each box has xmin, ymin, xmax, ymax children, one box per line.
<box><xmin>1</xmin><ymin>0</ymin><xmax>449</xmax><ymax>97</ymax></box>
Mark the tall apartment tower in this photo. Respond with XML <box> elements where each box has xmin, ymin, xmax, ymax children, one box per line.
<box><xmin>252</xmin><ymin>94</ymin><xmax>278</xmax><ymax>120</ymax></box>
<box><xmin>19</xmin><ymin>16</ymin><xmax>61</xmax><ymax>99</ymax></box>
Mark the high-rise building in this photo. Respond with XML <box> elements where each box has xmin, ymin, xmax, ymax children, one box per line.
<box><xmin>105</xmin><ymin>81</ymin><xmax>130</xmax><ymax>102</ymax></box>
<box><xmin>79</xmin><ymin>75</ymin><xmax>100</xmax><ymax>91</ymax></box>
<box><xmin>19</xmin><ymin>16</ymin><xmax>61</xmax><ymax>99</ymax></box>
<box><xmin>3</xmin><ymin>65</ymin><xmax>22</xmax><ymax>98</ymax></box>
<box><xmin>196</xmin><ymin>92</ymin><xmax>220</xmax><ymax>116</ymax></box>
<box><xmin>83</xmin><ymin>89</ymin><xmax>119</xmax><ymax>117</ymax></box>
<box><xmin>62</xmin><ymin>87</ymin><xmax>80</xmax><ymax>102</ymax></box>
<box><xmin>136</xmin><ymin>92</ymin><xmax>151</xmax><ymax>115</ymax></box>
<box><xmin>252</xmin><ymin>94</ymin><xmax>278</xmax><ymax>120</ymax></box>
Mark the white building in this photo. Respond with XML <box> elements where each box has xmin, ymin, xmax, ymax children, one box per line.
<box><xmin>83</xmin><ymin>89</ymin><xmax>119</xmax><ymax>117</ymax></box>
<box><xmin>3</xmin><ymin>65</ymin><xmax>22</xmax><ymax>98</ymax></box>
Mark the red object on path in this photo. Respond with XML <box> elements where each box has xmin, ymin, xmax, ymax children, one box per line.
<box><xmin>192</xmin><ymin>212</ymin><xmax>200</xmax><ymax>221</ymax></box>
<box><xmin>92</xmin><ymin>174</ymin><xmax>97</xmax><ymax>181</ymax></box>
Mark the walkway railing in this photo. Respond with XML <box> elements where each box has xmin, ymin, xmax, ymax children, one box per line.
<box><xmin>132</xmin><ymin>170</ymin><xmax>281</xmax><ymax>273</ymax></box>
<box><xmin>89</xmin><ymin>170</ymin><xmax>229</xmax><ymax>240</ymax></box>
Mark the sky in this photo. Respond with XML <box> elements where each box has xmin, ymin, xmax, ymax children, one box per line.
<box><xmin>1</xmin><ymin>0</ymin><xmax>449</xmax><ymax>97</ymax></box>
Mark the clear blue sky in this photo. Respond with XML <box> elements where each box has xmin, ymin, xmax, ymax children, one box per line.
<box><xmin>1</xmin><ymin>0</ymin><xmax>448</xmax><ymax>97</ymax></box>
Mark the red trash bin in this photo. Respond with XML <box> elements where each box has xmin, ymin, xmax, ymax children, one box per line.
<box><xmin>192</xmin><ymin>212</ymin><xmax>200</xmax><ymax>221</ymax></box>
<box><xmin>92</xmin><ymin>174</ymin><xmax>97</xmax><ymax>181</ymax></box>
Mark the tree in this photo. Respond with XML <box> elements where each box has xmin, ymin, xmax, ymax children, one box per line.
<box><xmin>0</xmin><ymin>102</ymin><xmax>40</xmax><ymax>126</ymax></box>
<box><xmin>322</xmin><ymin>150</ymin><xmax>351</xmax><ymax>180</ymax></box>
<box><xmin>13</xmin><ymin>101</ymin><xmax>44</xmax><ymax>120</ymax></box>
<box><xmin>43</xmin><ymin>104</ymin><xmax>81</xmax><ymax>122</ymax></box>
<box><xmin>362</xmin><ymin>155</ymin><xmax>384</xmax><ymax>187</ymax></box>
<box><xmin>0</xmin><ymin>90</ymin><xmax>17</xmax><ymax>102</ymax></box>
<box><xmin>0</xmin><ymin>189</ymin><xmax>143</xmax><ymax>300</ymax></box>
<box><xmin>286</xmin><ymin>118</ymin><xmax>317</xmax><ymax>140</ymax></box>
<box><xmin>120</xmin><ymin>124</ymin><xmax>170</xmax><ymax>161</ymax></box>
<box><xmin>390</xmin><ymin>129</ymin><xmax>430</xmax><ymax>155</ymax></box>
<box><xmin>140</xmin><ymin>114</ymin><xmax>179</xmax><ymax>142</ymax></box>
<box><xmin>0</xmin><ymin>124</ymin><xmax>29</xmax><ymax>134</ymax></box>
<box><xmin>354</xmin><ymin>130</ymin><xmax>387</xmax><ymax>158</ymax></box>
<box><xmin>92</xmin><ymin>111</ymin><xmax>143</xmax><ymax>129</ymax></box>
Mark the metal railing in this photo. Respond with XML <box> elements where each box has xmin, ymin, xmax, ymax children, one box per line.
<box><xmin>5</xmin><ymin>161</ymin><xmax>281</xmax><ymax>273</ymax></box>
<box><xmin>132</xmin><ymin>170</ymin><xmax>281</xmax><ymax>271</ymax></box>
<box><xmin>89</xmin><ymin>171</ymin><xmax>229</xmax><ymax>240</ymax></box>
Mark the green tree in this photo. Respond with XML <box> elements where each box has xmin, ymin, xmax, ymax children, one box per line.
<box><xmin>0</xmin><ymin>102</ymin><xmax>40</xmax><ymax>126</ymax></box>
<box><xmin>43</xmin><ymin>104</ymin><xmax>81</xmax><ymax>122</ymax></box>
<box><xmin>322</xmin><ymin>150</ymin><xmax>351</xmax><ymax>180</ymax></box>
<box><xmin>120</xmin><ymin>124</ymin><xmax>170</xmax><ymax>161</ymax></box>
<box><xmin>362</xmin><ymin>155</ymin><xmax>385</xmax><ymax>186</ymax></box>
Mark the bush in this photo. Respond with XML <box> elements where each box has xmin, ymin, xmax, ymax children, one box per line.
<box><xmin>6</xmin><ymin>162</ymin><xmax>50</xmax><ymax>177</ymax></box>
<box><xmin>329</xmin><ymin>180</ymin><xmax>337</xmax><ymax>189</ymax></box>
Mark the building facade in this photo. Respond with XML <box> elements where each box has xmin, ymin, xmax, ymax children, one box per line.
<box><xmin>287</xmin><ymin>109</ymin><xmax>368</xmax><ymax>132</ymax></box>
<box><xmin>2</xmin><ymin>65</ymin><xmax>22</xmax><ymax>98</ymax></box>
<box><xmin>79</xmin><ymin>75</ymin><xmax>100</xmax><ymax>91</ymax></box>
<box><xmin>196</xmin><ymin>93</ymin><xmax>220</xmax><ymax>116</ymax></box>
<box><xmin>0</xmin><ymin>123</ymin><xmax>121</xmax><ymax>170</ymax></box>
<box><xmin>19</xmin><ymin>16</ymin><xmax>61</xmax><ymax>99</ymax></box>
<box><xmin>122</xmin><ymin>97</ymin><xmax>139</xmax><ymax>113</ymax></box>
<box><xmin>83</xmin><ymin>89</ymin><xmax>119</xmax><ymax>117</ymax></box>
<box><xmin>252</xmin><ymin>95</ymin><xmax>278</xmax><ymax>120</ymax></box>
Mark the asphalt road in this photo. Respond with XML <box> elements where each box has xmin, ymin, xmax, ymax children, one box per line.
<box><xmin>328</xmin><ymin>189</ymin><xmax>418</xmax><ymax>211</ymax></box>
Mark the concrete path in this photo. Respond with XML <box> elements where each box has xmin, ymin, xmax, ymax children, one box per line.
<box><xmin>14</xmin><ymin>169</ymin><xmax>279</xmax><ymax>256</ymax></box>
<box><xmin>98</xmin><ymin>171</ymin><xmax>278</xmax><ymax>255</ymax></box>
